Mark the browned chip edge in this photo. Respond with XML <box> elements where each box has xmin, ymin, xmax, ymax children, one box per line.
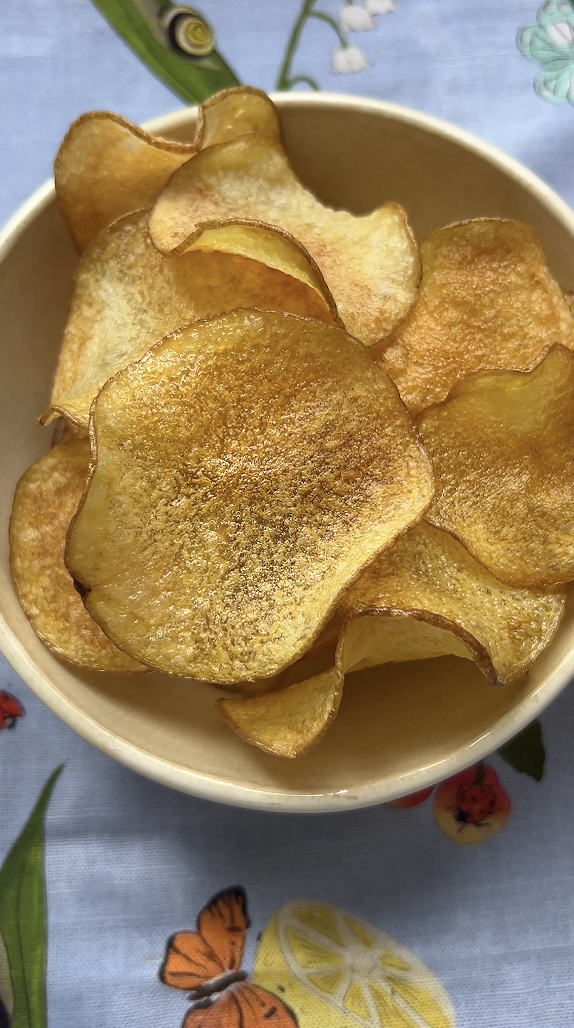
<box><xmin>9</xmin><ymin>446</ymin><xmax>147</xmax><ymax>673</ymax></box>
<box><xmin>216</xmin><ymin>655</ymin><xmax>345</xmax><ymax>758</ymax></box>
<box><xmin>170</xmin><ymin>217</ymin><xmax>344</xmax><ymax>328</ymax></box>
<box><xmin>194</xmin><ymin>86</ymin><xmax>280</xmax><ymax>148</ymax></box>
<box><xmin>342</xmin><ymin>607</ymin><xmax>499</xmax><ymax>686</ymax></box>
<box><xmin>416</xmin><ymin>343</ymin><xmax>572</xmax><ymax>588</ymax></box>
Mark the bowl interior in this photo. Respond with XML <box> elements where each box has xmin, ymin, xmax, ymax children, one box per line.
<box><xmin>1</xmin><ymin>95</ymin><xmax>573</xmax><ymax>811</ymax></box>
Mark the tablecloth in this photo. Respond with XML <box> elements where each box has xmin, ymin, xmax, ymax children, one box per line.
<box><xmin>2</xmin><ymin>2</ymin><xmax>574</xmax><ymax>1026</ymax></box>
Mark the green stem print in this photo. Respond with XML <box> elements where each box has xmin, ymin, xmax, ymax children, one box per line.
<box><xmin>90</xmin><ymin>1</ymin><xmax>240</xmax><ymax>104</ymax></box>
<box><xmin>0</xmin><ymin>767</ymin><xmax>63</xmax><ymax>1028</ymax></box>
<box><xmin>276</xmin><ymin>0</ymin><xmax>348</xmax><ymax>91</ymax></box>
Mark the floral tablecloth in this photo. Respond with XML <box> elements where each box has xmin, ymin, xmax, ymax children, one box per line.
<box><xmin>2</xmin><ymin>2</ymin><xmax>574</xmax><ymax>1026</ymax></box>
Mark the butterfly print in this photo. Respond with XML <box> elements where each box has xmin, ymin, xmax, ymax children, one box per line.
<box><xmin>161</xmin><ymin>887</ymin><xmax>297</xmax><ymax>1027</ymax></box>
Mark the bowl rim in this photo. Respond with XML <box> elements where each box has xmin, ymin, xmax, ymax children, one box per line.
<box><xmin>2</xmin><ymin>92</ymin><xmax>574</xmax><ymax>813</ymax></box>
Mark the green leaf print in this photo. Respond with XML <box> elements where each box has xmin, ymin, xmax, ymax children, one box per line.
<box><xmin>498</xmin><ymin>720</ymin><xmax>545</xmax><ymax>782</ymax></box>
<box><xmin>91</xmin><ymin>1</ymin><xmax>240</xmax><ymax>104</ymax></box>
<box><xmin>0</xmin><ymin>767</ymin><xmax>63</xmax><ymax>1028</ymax></box>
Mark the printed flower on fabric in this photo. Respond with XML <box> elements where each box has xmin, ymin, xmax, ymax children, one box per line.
<box><xmin>387</xmin><ymin>763</ymin><xmax>511</xmax><ymax>845</ymax></box>
<box><xmin>339</xmin><ymin>5</ymin><xmax>375</xmax><ymax>32</ymax></box>
<box><xmin>364</xmin><ymin>0</ymin><xmax>395</xmax><ymax>13</ymax></box>
<box><xmin>332</xmin><ymin>44</ymin><xmax>369</xmax><ymax>74</ymax></box>
<box><xmin>332</xmin><ymin>1</ymin><xmax>395</xmax><ymax>76</ymax></box>
<box><xmin>517</xmin><ymin>0</ymin><xmax>574</xmax><ymax>105</ymax></box>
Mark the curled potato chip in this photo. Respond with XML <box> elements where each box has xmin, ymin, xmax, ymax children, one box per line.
<box><xmin>41</xmin><ymin>211</ymin><xmax>337</xmax><ymax>431</ymax></box>
<box><xmin>198</xmin><ymin>86</ymin><xmax>281</xmax><ymax>148</ymax></box>
<box><xmin>149</xmin><ymin>133</ymin><xmax>420</xmax><ymax>346</ymax></box>
<box><xmin>218</xmin><ymin>664</ymin><xmax>343</xmax><ymax>758</ymax></box>
<box><xmin>55</xmin><ymin>112</ymin><xmax>197</xmax><ymax>251</ymax></box>
<box><xmin>51</xmin><ymin>417</ymin><xmax>87</xmax><ymax>447</ymax></box>
<box><xmin>418</xmin><ymin>345</ymin><xmax>574</xmax><ymax>587</ymax></box>
<box><xmin>10</xmin><ymin>441</ymin><xmax>145</xmax><ymax>672</ymax></box>
<box><xmin>66</xmin><ymin>309</ymin><xmax>433</xmax><ymax>683</ymax></box>
<box><xmin>180</xmin><ymin>220</ymin><xmax>340</xmax><ymax>326</ymax></box>
<box><xmin>377</xmin><ymin>219</ymin><xmax>574</xmax><ymax>412</ymax></box>
<box><xmin>340</xmin><ymin>522</ymin><xmax>566</xmax><ymax>685</ymax></box>
<box><xmin>220</xmin><ymin>522</ymin><xmax>564</xmax><ymax>756</ymax></box>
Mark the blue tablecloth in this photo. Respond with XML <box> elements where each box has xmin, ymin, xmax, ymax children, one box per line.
<box><xmin>2</xmin><ymin>3</ymin><xmax>574</xmax><ymax>1026</ymax></box>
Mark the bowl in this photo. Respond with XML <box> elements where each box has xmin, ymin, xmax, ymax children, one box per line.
<box><xmin>1</xmin><ymin>93</ymin><xmax>574</xmax><ymax>812</ymax></box>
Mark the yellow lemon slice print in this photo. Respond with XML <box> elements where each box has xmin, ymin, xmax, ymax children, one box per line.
<box><xmin>253</xmin><ymin>902</ymin><xmax>456</xmax><ymax>1028</ymax></box>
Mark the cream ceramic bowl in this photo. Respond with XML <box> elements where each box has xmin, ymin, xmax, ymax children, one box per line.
<box><xmin>1</xmin><ymin>94</ymin><xmax>573</xmax><ymax>812</ymax></box>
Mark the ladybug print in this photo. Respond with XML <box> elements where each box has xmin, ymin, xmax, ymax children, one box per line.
<box><xmin>0</xmin><ymin>691</ymin><xmax>24</xmax><ymax>730</ymax></box>
<box><xmin>433</xmin><ymin>763</ymin><xmax>511</xmax><ymax>845</ymax></box>
<box><xmin>452</xmin><ymin>780</ymin><xmax>498</xmax><ymax>828</ymax></box>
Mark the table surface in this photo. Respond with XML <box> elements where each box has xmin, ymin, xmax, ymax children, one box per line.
<box><xmin>2</xmin><ymin>3</ymin><xmax>574</xmax><ymax>1027</ymax></box>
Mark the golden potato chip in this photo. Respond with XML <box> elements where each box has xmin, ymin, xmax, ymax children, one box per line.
<box><xmin>55</xmin><ymin>112</ymin><xmax>197</xmax><ymax>251</ymax></box>
<box><xmin>418</xmin><ymin>345</ymin><xmax>574</xmax><ymax>587</ymax></box>
<box><xmin>180</xmin><ymin>221</ymin><xmax>340</xmax><ymax>326</ymax></box>
<box><xmin>41</xmin><ymin>211</ymin><xmax>338</xmax><ymax>432</ymax></box>
<box><xmin>233</xmin><ymin>616</ymin><xmax>343</xmax><ymax>699</ymax></box>
<box><xmin>10</xmin><ymin>441</ymin><xmax>144</xmax><ymax>672</ymax></box>
<box><xmin>198</xmin><ymin>86</ymin><xmax>281</xmax><ymax>148</ymax></box>
<box><xmin>149</xmin><ymin>134</ymin><xmax>420</xmax><ymax>346</ymax></box>
<box><xmin>218</xmin><ymin>664</ymin><xmax>343</xmax><ymax>758</ymax></box>
<box><xmin>377</xmin><ymin>219</ymin><xmax>574</xmax><ymax>413</ymax></box>
<box><xmin>66</xmin><ymin>310</ymin><xmax>433</xmax><ymax>682</ymax></box>
<box><xmin>220</xmin><ymin>521</ymin><xmax>564</xmax><ymax>757</ymax></box>
<box><xmin>340</xmin><ymin>522</ymin><xmax>566</xmax><ymax>685</ymax></box>
<box><xmin>51</xmin><ymin>418</ymin><xmax>87</xmax><ymax>447</ymax></box>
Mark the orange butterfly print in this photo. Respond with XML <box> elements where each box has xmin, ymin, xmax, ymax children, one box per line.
<box><xmin>160</xmin><ymin>887</ymin><xmax>298</xmax><ymax>1028</ymax></box>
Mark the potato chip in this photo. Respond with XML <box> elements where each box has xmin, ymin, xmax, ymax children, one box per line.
<box><xmin>51</xmin><ymin>418</ymin><xmax>87</xmax><ymax>447</ymax></box>
<box><xmin>55</xmin><ymin>112</ymin><xmax>197</xmax><ymax>251</ymax></box>
<box><xmin>340</xmin><ymin>522</ymin><xmax>566</xmax><ymax>685</ymax></box>
<box><xmin>10</xmin><ymin>441</ymin><xmax>145</xmax><ymax>671</ymax></box>
<box><xmin>180</xmin><ymin>221</ymin><xmax>340</xmax><ymax>326</ymax></box>
<box><xmin>55</xmin><ymin>88</ymin><xmax>282</xmax><ymax>252</ymax></box>
<box><xmin>198</xmin><ymin>86</ymin><xmax>281</xmax><ymax>148</ymax></box>
<box><xmin>218</xmin><ymin>664</ymin><xmax>343</xmax><ymax>758</ymax></box>
<box><xmin>219</xmin><ymin>521</ymin><xmax>564</xmax><ymax>757</ymax></box>
<box><xmin>149</xmin><ymin>134</ymin><xmax>420</xmax><ymax>346</ymax></box>
<box><xmin>41</xmin><ymin>211</ymin><xmax>338</xmax><ymax>431</ymax></box>
<box><xmin>66</xmin><ymin>310</ymin><xmax>433</xmax><ymax>682</ymax></box>
<box><xmin>418</xmin><ymin>345</ymin><xmax>574</xmax><ymax>587</ymax></box>
<box><xmin>377</xmin><ymin>219</ymin><xmax>574</xmax><ymax>413</ymax></box>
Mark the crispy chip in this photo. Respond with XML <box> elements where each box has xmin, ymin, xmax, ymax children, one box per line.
<box><xmin>418</xmin><ymin>345</ymin><xmax>574</xmax><ymax>587</ymax></box>
<box><xmin>51</xmin><ymin>418</ymin><xmax>87</xmax><ymax>447</ymax></box>
<box><xmin>377</xmin><ymin>219</ymin><xmax>574</xmax><ymax>413</ymax></box>
<box><xmin>55</xmin><ymin>112</ymin><xmax>197</xmax><ymax>251</ymax></box>
<box><xmin>66</xmin><ymin>310</ymin><xmax>433</xmax><ymax>682</ymax></box>
<box><xmin>41</xmin><ymin>211</ymin><xmax>337</xmax><ymax>431</ymax></box>
<box><xmin>219</xmin><ymin>522</ymin><xmax>564</xmax><ymax>757</ymax></box>
<box><xmin>340</xmin><ymin>522</ymin><xmax>566</xmax><ymax>685</ymax></box>
<box><xmin>10</xmin><ymin>441</ymin><xmax>145</xmax><ymax>671</ymax></box>
<box><xmin>55</xmin><ymin>88</ymin><xmax>281</xmax><ymax>251</ymax></box>
<box><xmin>198</xmin><ymin>86</ymin><xmax>281</xmax><ymax>148</ymax></box>
<box><xmin>149</xmin><ymin>134</ymin><xmax>420</xmax><ymax>346</ymax></box>
<box><xmin>217</xmin><ymin>664</ymin><xmax>343</xmax><ymax>758</ymax></box>
<box><xmin>180</xmin><ymin>221</ymin><xmax>340</xmax><ymax>326</ymax></box>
